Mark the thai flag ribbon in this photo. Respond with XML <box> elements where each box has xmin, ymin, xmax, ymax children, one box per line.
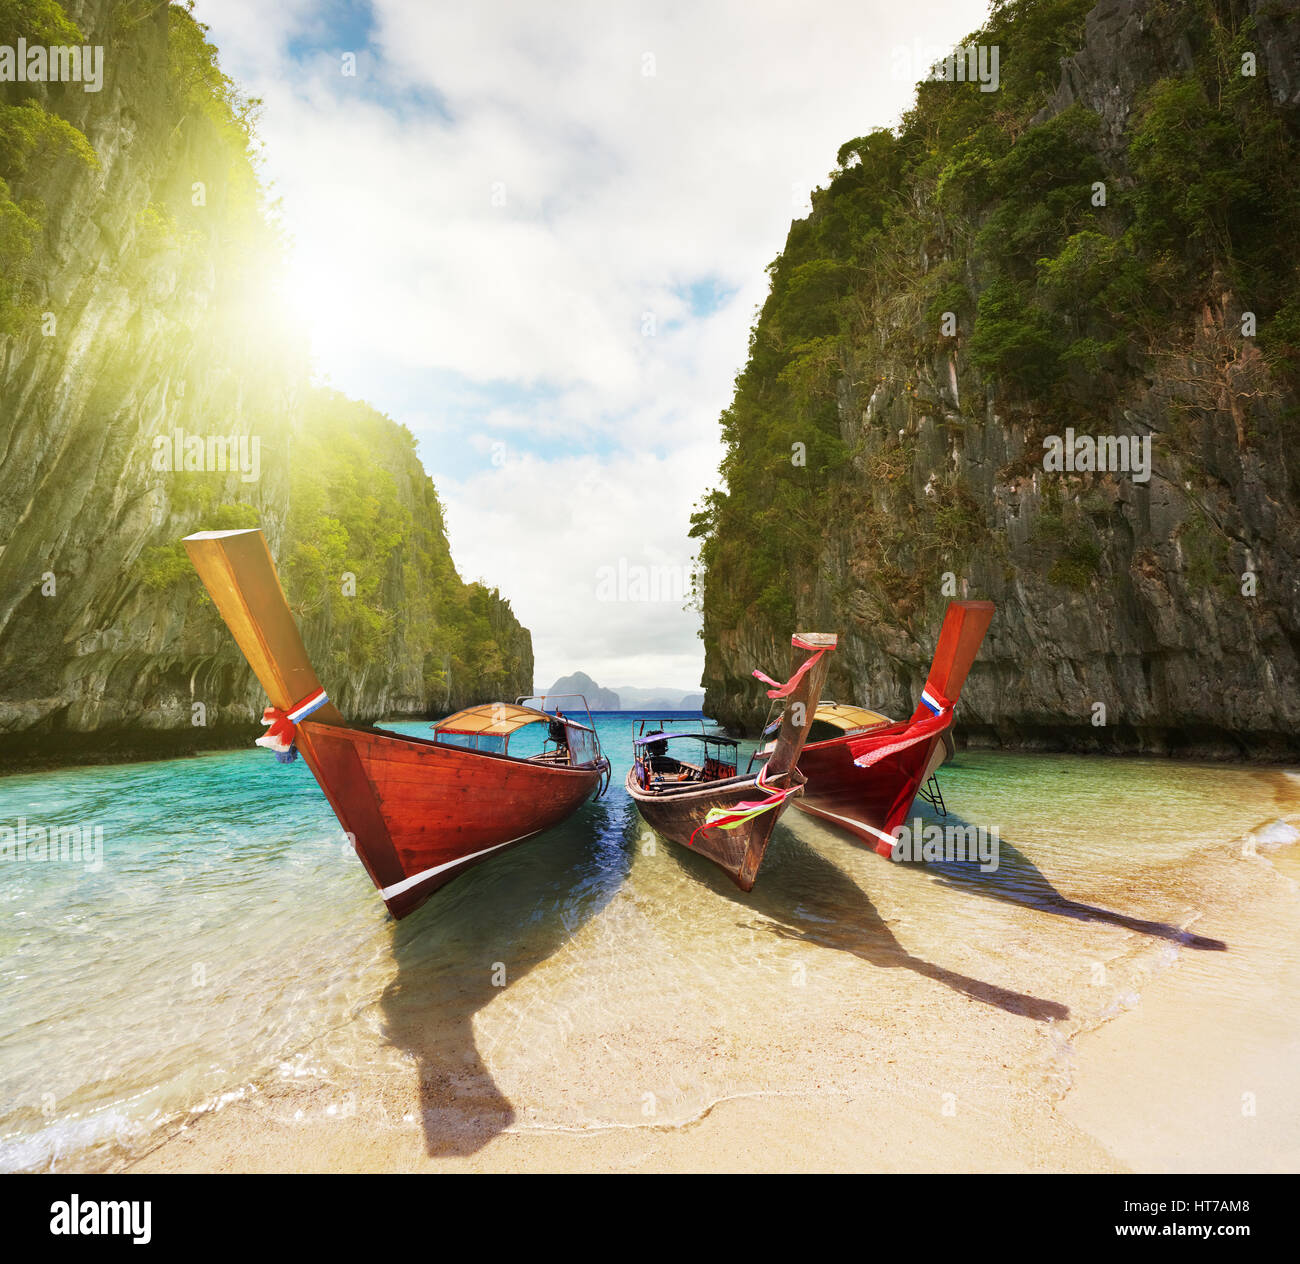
<box><xmin>688</xmin><ymin>764</ymin><xmax>797</xmax><ymax>847</ymax></box>
<box><xmin>849</xmin><ymin>687</ymin><xmax>953</xmax><ymax>769</ymax></box>
<box><xmin>752</xmin><ymin>634</ymin><xmax>830</xmax><ymax>700</ymax></box>
<box><xmin>255</xmin><ymin>687</ymin><xmax>329</xmax><ymax>764</ymax></box>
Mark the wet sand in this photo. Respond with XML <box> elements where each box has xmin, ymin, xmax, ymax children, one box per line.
<box><xmin>1061</xmin><ymin>844</ymin><xmax>1300</xmax><ymax>1173</ymax></box>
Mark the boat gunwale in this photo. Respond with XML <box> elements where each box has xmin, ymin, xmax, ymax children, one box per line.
<box><xmin>798</xmin><ymin>716</ymin><xmax>915</xmax><ymax>753</ymax></box>
<box><xmin>304</xmin><ymin>718</ymin><xmax>609</xmax><ymax>778</ymax></box>
<box><xmin>623</xmin><ymin>764</ymin><xmax>803</xmax><ymax>804</ymax></box>
<box><xmin>632</xmin><ymin>730</ymin><xmax>740</xmax><ymax>748</ymax></box>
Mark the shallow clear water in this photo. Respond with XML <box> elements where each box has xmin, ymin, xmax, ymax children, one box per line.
<box><xmin>1</xmin><ymin>715</ymin><xmax>1297</xmax><ymax>1170</ymax></box>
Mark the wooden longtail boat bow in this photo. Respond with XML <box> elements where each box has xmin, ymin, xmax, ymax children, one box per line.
<box><xmin>184</xmin><ymin>528</ymin><xmax>608</xmax><ymax>919</ymax></box>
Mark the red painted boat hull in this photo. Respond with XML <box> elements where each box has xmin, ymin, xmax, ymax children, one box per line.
<box><xmin>794</xmin><ymin>731</ymin><xmax>940</xmax><ymax>855</ymax></box>
<box><xmin>793</xmin><ymin>601</ymin><xmax>994</xmax><ymax>856</ymax></box>
<box><xmin>297</xmin><ymin>721</ymin><xmax>604</xmax><ymax>919</ymax></box>
<box><xmin>182</xmin><ymin>527</ymin><xmax>608</xmax><ymax>921</ymax></box>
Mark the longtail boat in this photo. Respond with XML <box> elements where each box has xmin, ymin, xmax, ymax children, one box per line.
<box><xmin>753</xmin><ymin>601</ymin><xmax>992</xmax><ymax>856</ymax></box>
<box><xmin>183</xmin><ymin>528</ymin><xmax>610</xmax><ymax>919</ymax></box>
<box><xmin>626</xmin><ymin>632</ymin><xmax>836</xmax><ymax>890</ymax></box>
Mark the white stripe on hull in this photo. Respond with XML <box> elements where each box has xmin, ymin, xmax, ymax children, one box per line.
<box><xmin>797</xmin><ymin>802</ymin><xmax>897</xmax><ymax>850</ymax></box>
<box><xmin>379</xmin><ymin>831</ymin><xmax>540</xmax><ymax>900</ymax></box>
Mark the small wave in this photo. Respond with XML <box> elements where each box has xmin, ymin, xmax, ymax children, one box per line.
<box><xmin>0</xmin><ymin>1107</ymin><xmax>152</xmax><ymax>1173</ymax></box>
<box><xmin>1246</xmin><ymin>819</ymin><xmax>1300</xmax><ymax>852</ymax></box>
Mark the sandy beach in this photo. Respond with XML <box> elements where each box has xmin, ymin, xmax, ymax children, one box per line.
<box><xmin>122</xmin><ymin>794</ymin><xmax>1300</xmax><ymax>1175</ymax></box>
<box><xmin>4</xmin><ymin>0</ymin><xmax>1300</xmax><ymax>1199</ymax></box>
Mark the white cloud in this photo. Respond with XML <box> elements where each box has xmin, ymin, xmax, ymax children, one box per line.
<box><xmin>441</xmin><ymin>442</ymin><xmax>716</xmax><ymax>689</ymax></box>
<box><xmin>193</xmin><ymin>0</ymin><xmax>990</xmax><ymax>690</ymax></box>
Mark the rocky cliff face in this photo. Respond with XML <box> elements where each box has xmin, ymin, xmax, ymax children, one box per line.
<box><xmin>0</xmin><ymin>0</ymin><xmax>531</xmax><ymax>765</ymax></box>
<box><xmin>695</xmin><ymin>0</ymin><xmax>1300</xmax><ymax>758</ymax></box>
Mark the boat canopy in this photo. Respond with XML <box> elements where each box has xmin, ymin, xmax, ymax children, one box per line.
<box><xmin>634</xmin><ymin>731</ymin><xmax>738</xmax><ymax>747</ymax></box>
<box><xmin>514</xmin><ymin>694</ymin><xmax>599</xmax><ymax>734</ymax></box>
<box><xmin>432</xmin><ymin>701</ymin><xmax>600</xmax><ymax>762</ymax></box>
<box><xmin>434</xmin><ymin>702</ymin><xmax>567</xmax><ymax>738</ymax></box>
<box><xmin>811</xmin><ymin>702</ymin><xmax>891</xmax><ymax>732</ymax></box>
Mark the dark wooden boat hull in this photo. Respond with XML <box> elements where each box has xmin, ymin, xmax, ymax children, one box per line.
<box><xmin>625</xmin><ymin>767</ymin><xmax>806</xmax><ymax>891</ymax></box>
<box><xmin>298</xmin><ymin>721</ymin><xmax>604</xmax><ymax>918</ymax></box>
<box><xmin>627</xmin><ymin>631</ymin><xmax>835</xmax><ymax>891</ymax></box>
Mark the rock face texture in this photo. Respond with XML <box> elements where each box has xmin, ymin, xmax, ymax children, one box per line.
<box><xmin>696</xmin><ymin>0</ymin><xmax>1300</xmax><ymax>758</ymax></box>
<box><xmin>0</xmin><ymin>1</ymin><xmax>531</xmax><ymax>765</ymax></box>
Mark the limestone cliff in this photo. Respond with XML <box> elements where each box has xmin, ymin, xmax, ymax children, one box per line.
<box><xmin>694</xmin><ymin>0</ymin><xmax>1300</xmax><ymax>758</ymax></box>
<box><xmin>0</xmin><ymin>0</ymin><xmax>532</xmax><ymax>765</ymax></box>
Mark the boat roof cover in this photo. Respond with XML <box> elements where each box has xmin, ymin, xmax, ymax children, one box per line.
<box><xmin>812</xmin><ymin>702</ymin><xmax>892</xmax><ymax>732</ymax></box>
<box><xmin>434</xmin><ymin>702</ymin><xmax>568</xmax><ymax>737</ymax></box>
<box><xmin>634</xmin><ymin>731</ymin><xmax>738</xmax><ymax>747</ymax></box>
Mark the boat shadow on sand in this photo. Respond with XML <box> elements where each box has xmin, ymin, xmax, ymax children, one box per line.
<box><xmin>668</xmin><ymin>823</ymin><xmax>1071</xmax><ymax>1022</ymax></box>
<box><xmin>901</xmin><ymin>806</ymin><xmax>1228</xmax><ymax>952</ymax></box>
<box><xmin>377</xmin><ymin>795</ymin><xmax>631</xmax><ymax>1157</ymax></box>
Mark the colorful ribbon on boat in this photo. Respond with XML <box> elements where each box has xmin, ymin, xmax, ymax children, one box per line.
<box><xmin>849</xmin><ymin>687</ymin><xmax>952</xmax><ymax>769</ymax></box>
<box><xmin>752</xmin><ymin>634</ymin><xmax>830</xmax><ymax>700</ymax></box>
<box><xmin>687</xmin><ymin>764</ymin><xmax>797</xmax><ymax>847</ymax></box>
<box><xmin>255</xmin><ymin>687</ymin><xmax>329</xmax><ymax>763</ymax></box>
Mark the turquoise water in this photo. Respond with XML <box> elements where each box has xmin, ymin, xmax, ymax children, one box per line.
<box><xmin>0</xmin><ymin>712</ymin><xmax>706</xmax><ymax>1168</ymax></box>
<box><xmin>1</xmin><ymin>714</ymin><xmax>1297</xmax><ymax>1170</ymax></box>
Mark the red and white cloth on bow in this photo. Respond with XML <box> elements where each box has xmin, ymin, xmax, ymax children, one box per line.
<box><xmin>255</xmin><ymin>687</ymin><xmax>330</xmax><ymax>761</ymax></box>
<box><xmin>848</xmin><ymin>687</ymin><xmax>953</xmax><ymax>768</ymax></box>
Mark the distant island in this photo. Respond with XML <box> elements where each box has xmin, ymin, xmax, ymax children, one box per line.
<box><xmin>545</xmin><ymin>671</ymin><xmax>620</xmax><ymax>709</ymax></box>
<box><xmin>541</xmin><ymin>672</ymin><xmax>704</xmax><ymax>712</ymax></box>
<box><xmin>613</xmin><ymin>685</ymin><xmax>707</xmax><ymax>711</ymax></box>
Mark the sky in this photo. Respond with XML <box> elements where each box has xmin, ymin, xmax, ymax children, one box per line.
<box><xmin>192</xmin><ymin>0</ymin><xmax>991</xmax><ymax>691</ymax></box>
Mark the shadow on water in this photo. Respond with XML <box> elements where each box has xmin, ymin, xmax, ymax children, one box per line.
<box><xmin>667</xmin><ymin>822</ymin><xmax>1070</xmax><ymax>1022</ymax></box>
<box><xmin>904</xmin><ymin>807</ymin><xmax>1228</xmax><ymax>952</ymax></box>
<box><xmin>377</xmin><ymin>792</ymin><xmax>633</xmax><ymax>1157</ymax></box>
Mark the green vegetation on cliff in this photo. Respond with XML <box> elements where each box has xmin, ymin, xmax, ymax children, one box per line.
<box><xmin>0</xmin><ymin>0</ymin><xmax>531</xmax><ymax>745</ymax></box>
<box><xmin>152</xmin><ymin>5</ymin><xmax>527</xmax><ymax>714</ymax></box>
<box><xmin>285</xmin><ymin>391</ymin><xmax>524</xmax><ymax>705</ymax></box>
<box><xmin>130</xmin><ymin>378</ymin><xmax>528</xmax><ymax>714</ymax></box>
<box><xmin>692</xmin><ymin>0</ymin><xmax>1300</xmax><ymax>651</ymax></box>
<box><xmin>0</xmin><ymin>1</ymin><xmax>98</xmax><ymax>331</ymax></box>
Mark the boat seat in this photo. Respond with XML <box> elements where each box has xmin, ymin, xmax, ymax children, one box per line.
<box><xmin>528</xmin><ymin>750</ymin><xmax>569</xmax><ymax>765</ymax></box>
